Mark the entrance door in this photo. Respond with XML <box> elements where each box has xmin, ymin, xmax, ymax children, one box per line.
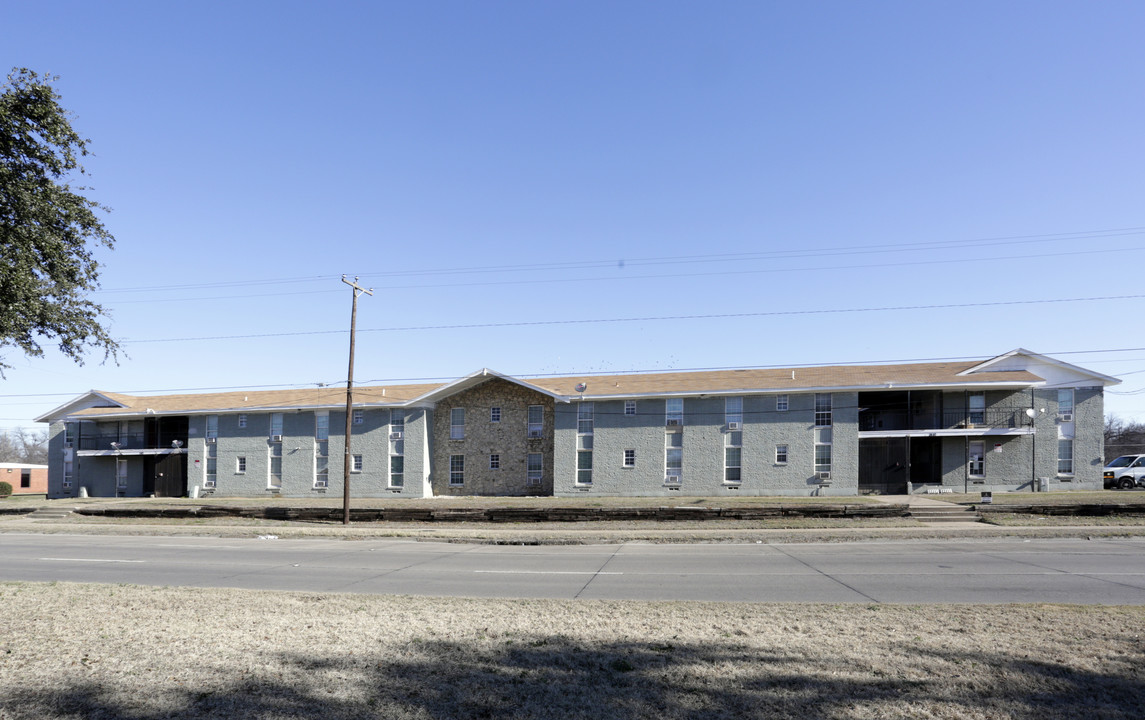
<box><xmin>145</xmin><ymin>454</ymin><xmax>187</xmax><ymax>497</ymax></box>
<box><xmin>858</xmin><ymin>438</ymin><xmax>909</xmax><ymax>494</ymax></box>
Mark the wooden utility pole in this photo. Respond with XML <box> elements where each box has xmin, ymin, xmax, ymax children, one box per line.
<box><xmin>342</xmin><ymin>275</ymin><xmax>373</xmax><ymax>525</ymax></box>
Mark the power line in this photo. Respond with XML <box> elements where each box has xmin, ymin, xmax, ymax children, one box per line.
<box><xmin>118</xmin><ymin>293</ymin><xmax>1145</xmax><ymax>345</ymax></box>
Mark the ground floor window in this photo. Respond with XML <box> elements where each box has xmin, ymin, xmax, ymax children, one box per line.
<box><xmin>527</xmin><ymin>453</ymin><xmax>543</xmax><ymax>486</ymax></box>
<box><xmin>577</xmin><ymin>450</ymin><xmax>593</xmax><ymax>485</ymax></box>
<box><xmin>269</xmin><ymin>443</ymin><xmax>283</xmax><ymax>489</ymax></box>
<box><xmin>205</xmin><ymin>445</ymin><xmax>216</xmax><ymax>489</ymax></box>
<box><xmin>450</xmin><ymin>455</ymin><xmax>464</xmax><ymax>485</ymax></box>
<box><xmin>725</xmin><ymin>447</ymin><xmax>741</xmax><ymax>483</ymax></box>
<box><xmin>814</xmin><ymin>444</ymin><xmax>831</xmax><ymax>475</ymax></box>
<box><xmin>968</xmin><ymin>441</ymin><xmax>984</xmax><ymax>478</ymax></box>
<box><xmin>390</xmin><ymin>455</ymin><xmax>404</xmax><ymax>488</ymax></box>
<box><xmin>1057</xmin><ymin>439</ymin><xmax>1074</xmax><ymax>476</ymax></box>
<box><xmin>116</xmin><ymin>458</ymin><xmax>128</xmax><ymax>491</ymax></box>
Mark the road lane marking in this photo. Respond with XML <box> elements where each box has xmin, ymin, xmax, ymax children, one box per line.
<box><xmin>38</xmin><ymin>558</ymin><xmax>144</xmax><ymax>563</ymax></box>
<box><xmin>474</xmin><ymin>570</ymin><xmax>622</xmax><ymax>575</ymax></box>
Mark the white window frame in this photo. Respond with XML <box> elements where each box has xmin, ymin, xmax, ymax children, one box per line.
<box><xmin>776</xmin><ymin>395</ymin><xmax>789</xmax><ymax>412</ymax></box>
<box><xmin>968</xmin><ymin>441</ymin><xmax>985</xmax><ymax>478</ymax></box>
<box><xmin>724</xmin><ymin>446</ymin><xmax>741</xmax><ymax>484</ymax></box>
<box><xmin>725</xmin><ymin>397</ymin><xmax>743</xmax><ymax>427</ymax></box>
<box><xmin>527</xmin><ymin>453</ymin><xmax>543</xmax><ymax>485</ymax></box>
<box><xmin>269</xmin><ymin>442</ymin><xmax>283</xmax><ymax>489</ymax></box>
<box><xmin>576</xmin><ymin>450</ymin><xmax>593</xmax><ymax>485</ymax></box>
<box><xmin>204</xmin><ymin>444</ymin><xmax>217</xmax><ymax>489</ymax></box>
<box><xmin>666</xmin><ymin>398</ymin><xmax>684</xmax><ymax>426</ymax></box>
<box><xmin>814</xmin><ymin>443</ymin><xmax>831</xmax><ymax>475</ymax></box>
<box><xmin>450</xmin><ymin>455</ymin><xmax>465</xmax><ymax>485</ymax></box>
<box><xmin>352</xmin><ymin>454</ymin><xmax>363</xmax><ymax>473</ymax></box>
<box><xmin>528</xmin><ymin>405</ymin><xmax>544</xmax><ymax>437</ymax></box>
<box><xmin>969</xmin><ymin>393</ymin><xmax>985</xmax><ymax>425</ymax></box>
<box><xmin>577</xmin><ymin>402</ymin><xmax>594</xmax><ymax>435</ymax></box>
<box><xmin>1058</xmin><ymin>389</ymin><xmax>1074</xmax><ymax>418</ymax></box>
<box><xmin>624</xmin><ymin>400</ymin><xmax>636</xmax><ymax>416</ymax></box>
<box><xmin>490</xmin><ymin>407</ymin><xmax>501</xmax><ymax>423</ymax></box>
<box><xmin>270</xmin><ymin>413</ymin><xmax>284</xmax><ymax>438</ymax></box>
<box><xmin>116</xmin><ymin>457</ymin><xmax>129</xmax><ymax>490</ymax></box>
<box><xmin>353</xmin><ymin>409</ymin><xmax>364</xmax><ymax>425</ymax></box>
<box><xmin>236</xmin><ymin>456</ymin><xmax>246</xmax><ymax>474</ymax></box>
<box><xmin>775</xmin><ymin>444</ymin><xmax>788</xmax><ymax>464</ymax></box>
<box><xmin>63</xmin><ymin>460</ymin><xmax>73</xmax><ymax>489</ymax></box>
<box><xmin>315</xmin><ymin>441</ymin><xmax>329</xmax><ymax>488</ymax></box>
<box><xmin>315</xmin><ymin>411</ymin><xmax>329</xmax><ymax>441</ymax></box>
<box><xmin>205</xmin><ymin>415</ymin><xmax>218</xmax><ymax>440</ymax></box>
<box><xmin>451</xmin><ymin>408</ymin><xmax>465</xmax><ymax>440</ymax></box>
<box><xmin>623</xmin><ymin>449</ymin><xmax>636</xmax><ymax>468</ymax></box>
<box><xmin>389</xmin><ymin>455</ymin><xmax>404</xmax><ymax>488</ymax></box>
<box><xmin>814</xmin><ymin>394</ymin><xmax>832</xmax><ymax>427</ymax></box>
<box><xmin>238</xmin><ymin>414</ymin><xmax>247</xmax><ymax>429</ymax></box>
<box><xmin>1057</xmin><ymin>439</ymin><xmax>1074</xmax><ymax>477</ymax></box>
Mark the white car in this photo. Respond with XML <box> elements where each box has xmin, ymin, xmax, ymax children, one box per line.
<box><xmin>1104</xmin><ymin>455</ymin><xmax>1145</xmax><ymax>490</ymax></box>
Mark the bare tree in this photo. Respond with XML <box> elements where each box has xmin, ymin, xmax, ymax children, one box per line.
<box><xmin>0</xmin><ymin>427</ymin><xmax>47</xmax><ymax>464</ymax></box>
<box><xmin>1105</xmin><ymin>414</ymin><xmax>1145</xmax><ymax>460</ymax></box>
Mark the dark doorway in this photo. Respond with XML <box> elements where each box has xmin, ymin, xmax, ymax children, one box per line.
<box><xmin>859</xmin><ymin>438</ymin><xmax>909</xmax><ymax>494</ymax></box>
<box><xmin>143</xmin><ymin>454</ymin><xmax>186</xmax><ymax>497</ymax></box>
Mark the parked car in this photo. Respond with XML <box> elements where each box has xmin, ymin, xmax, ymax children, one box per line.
<box><xmin>1104</xmin><ymin>455</ymin><xmax>1145</xmax><ymax>489</ymax></box>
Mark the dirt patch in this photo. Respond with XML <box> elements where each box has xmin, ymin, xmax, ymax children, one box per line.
<box><xmin>0</xmin><ymin>582</ymin><xmax>1142</xmax><ymax>719</ymax></box>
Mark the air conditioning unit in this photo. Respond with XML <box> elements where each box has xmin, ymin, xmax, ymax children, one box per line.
<box><xmin>526</xmin><ymin>476</ymin><xmax>541</xmax><ymax>486</ymax></box>
<box><xmin>528</xmin><ymin>429</ymin><xmax>543</xmax><ymax>438</ymax></box>
<box><xmin>818</xmin><ymin>471</ymin><xmax>831</xmax><ymax>481</ymax></box>
<box><xmin>390</xmin><ymin>432</ymin><xmax>403</xmax><ymax>440</ymax></box>
<box><xmin>727</xmin><ymin>421</ymin><xmax>742</xmax><ymax>431</ymax></box>
<box><xmin>206</xmin><ymin>437</ymin><xmax>216</xmax><ymax>444</ymax></box>
<box><xmin>666</xmin><ymin>419</ymin><xmax>681</xmax><ymax>426</ymax></box>
<box><xmin>665</xmin><ymin>475</ymin><xmax>681</xmax><ymax>485</ymax></box>
<box><xmin>1058</xmin><ymin>413</ymin><xmax>1073</xmax><ymax>422</ymax></box>
<box><xmin>271</xmin><ymin>435</ymin><xmax>283</xmax><ymax>442</ymax></box>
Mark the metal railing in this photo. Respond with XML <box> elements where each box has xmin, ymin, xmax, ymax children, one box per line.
<box><xmin>859</xmin><ymin>409</ymin><xmax>1025</xmax><ymax>432</ymax></box>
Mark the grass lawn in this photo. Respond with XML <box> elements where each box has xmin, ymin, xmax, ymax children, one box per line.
<box><xmin>1</xmin><ymin>582</ymin><xmax>1142</xmax><ymax>719</ymax></box>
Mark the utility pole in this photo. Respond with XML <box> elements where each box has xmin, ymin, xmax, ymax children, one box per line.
<box><xmin>342</xmin><ymin>275</ymin><xmax>373</xmax><ymax>525</ymax></box>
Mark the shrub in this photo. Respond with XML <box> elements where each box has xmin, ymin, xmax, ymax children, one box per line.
<box><xmin>0</xmin><ymin>481</ymin><xmax>12</xmax><ymax>498</ymax></box>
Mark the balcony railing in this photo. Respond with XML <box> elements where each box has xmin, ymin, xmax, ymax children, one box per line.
<box><xmin>76</xmin><ymin>432</ymin><xmax>188</xmax><ymax>451</ymax></box>
<box><xmin>859</xmin><ymin>409</ymin><xmax>1026</xmax><ymax>432</ymax></box>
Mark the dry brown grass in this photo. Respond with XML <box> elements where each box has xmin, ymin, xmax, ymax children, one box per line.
<box><xmin>0</xmin><ymin>582</ymin><xmax>1142</xmax><ymax>719</ymax></box>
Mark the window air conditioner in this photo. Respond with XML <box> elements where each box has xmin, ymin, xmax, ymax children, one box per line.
<box><xmin>271</xmin><ymin>435</ymin><xmax>283</xmax><ymax>442</ymax></box>
<box><xmin>1058</xmin><ymin>413</ymin><xmax>1073</xmax><ymax>422</ymax></box>
<box><xmin>206</xmin><ymin>437</ymin><xmax>216</xmax><ymax>444</ymax></box>
<box><xmin>818</xmin><ymin>471</ymin><xmax>831</xmax><ymax>481</ymax></box>
<box><xmin>528</xmin><ymin>429</ymin><xmax>543</xmax><ymax>438</ymax></box>
<box><xmin>666</xmin><ymin>419</ymin><xmax>681</xmax><ymax>426</ymax></box>
<box><xmin>665</xmin><ymin>475</ymin><xmax>681</xmax><ymax>484</ymax></box>
<box><xmin>727</xmin><ymin>421</ymin><xmax>742</xmax><ymax>431</ymax></box>
<box><xmin>390</xmin><ymin>432</ymin><xmax>403</xmax><ymax>440</ymax></box>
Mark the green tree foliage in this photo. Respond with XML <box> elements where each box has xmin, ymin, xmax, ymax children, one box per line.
<box><xmin>0</xmin><ymin>68</ymin><xmax>118</xmax><ymax>373</ymax></box>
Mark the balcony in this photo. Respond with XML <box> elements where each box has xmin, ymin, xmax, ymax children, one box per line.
<box><xmin>859</xmin><ymin>409</ymin><xmax>1026</xmax><ymax>433</ymax></box>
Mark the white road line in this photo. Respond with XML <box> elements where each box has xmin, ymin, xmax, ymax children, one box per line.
<box><xmin>38</xmin><ymin>558</ymin><xmax>145</xmax><ymax>563</ymax></box>
<box><xmin>474</xmin><ymin>570</ymin><xmax>622</xmax><ymax>575</ymax></box>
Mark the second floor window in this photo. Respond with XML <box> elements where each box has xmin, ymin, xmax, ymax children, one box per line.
<box><xmin>315</xmin><ymin>412</ymin><xmax>329</xmax><ymax>440</ymax></box>
<box><xmin>814</xmin><ymin>394</ymin><xmax>832</xmax><ymax>427</ymax></box>
<box><xmin>725</xmin><ymin>397</ymin><xmax>743</xmax><ymax>427</ymax></box>
<box><xmin>206</xmin><ymin>415</ymin><xmax>218</xmax><ymax>440</ymax></box>
<box><xmin>451</xmin><ymin>408</ymin><xmax>465</xmax><ymax>439</ymax></box>
<box><xmin>270</xmin><ymin>413</ymin><xmax>283</xmax><ymax>438</ymax></box>
<box><xmin>528</xmin><ymin>405</ymin><xmax>543</xmax><ymax>437</ymax></box>
<box><xmin>577</xmin><ymin>403</ymin><xmax>594</xmax><ymax>435</ymax></box>
<box><xmin>1058</xmin><ymin>389</ymin><xmax>1074</xmax><ymax>417</ymax></box>
<box><xmin>666</xmin><ymin>398</ymin><xmax>684</xmax><ymax>426</ymax></box>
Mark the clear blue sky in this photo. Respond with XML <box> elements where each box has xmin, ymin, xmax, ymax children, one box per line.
<box><xmin>3</xmin><ymin>0</ymin><xmax>1145</xmax><ymax>430</ymax></box>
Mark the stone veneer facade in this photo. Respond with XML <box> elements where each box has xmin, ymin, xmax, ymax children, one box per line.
<box><xmin>430</xmin><ymin>378</ymin><xmax>556</xmax><ymax>496</ymax></box>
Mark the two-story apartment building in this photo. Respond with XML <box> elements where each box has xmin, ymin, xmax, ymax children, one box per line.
<box><xmin>36</xmin><ymin>349</ymin><xmax>1118</xmax><ymax>498</ymax></box>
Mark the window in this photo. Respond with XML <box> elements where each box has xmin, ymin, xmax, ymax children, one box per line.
<box><xmin>577</xmin><ymin>403</ymin><xmax>594</xmax><ymax>435</ymax></box>
<box><xmin>969</xmin><ymin>393</ymin><xmax>985</xmax><ymax>425</ymax></box>
<box><xmin>450</xmin><ymin>455</ymin><xmax>464</xmax><ymax>485</ymax></box>
<box><xmin>666</xmin><ymin>432</ymin><xmax>683</xmax><ymax>481</ymax></box>
<box><xmin>205</xmin><ymin>415</ymin><xmax>218</xmax><ymax>440</ymax></box>
<box><xmin>490</xmin><ymin>454</ymin><xmax>500</xmax><ymax>470</ymax></box>
<box><xmin>20</xmin><ymin>470</ymin><xmax>30</xmax><ymax>488</ymax></box>
<box><xmin>776</xmin><ymin>444</ymin><xmax>788</xmax><ymax>464</ymax></box>
<box><xmin>624</xmin><ymin>400</ymin><xmax>636</xmax><ymax>416</ymax></box>
<box><xmin>725</xmin><ymin>397</ymin><xmax>743</xmax><ymax>427</ymax></box>
<box><xmin>315</xmin><ymin>441</ymin><xmax>328</xmax><ymax>487</ymax></box>
<box><xmin>315</xmin><ymin>411</ymin><xmax>329</xmax><ymax>440</ymax></box>
<box><xmin>116</xmin><ymin>457</ymin><xmax>128</xmax><ymax>490</ymax></box>
<box><xmin>352</xmin><ymin>454</ymin><xmax>363</xmax><ymax>473</ymax></box>
<box><xmin>269</xmin><ymin>442</ymin><xmax>283</xmax><ymax>488</ymax></box>
<box><xmin>623</xmin><ymin>449</ymin><xmax>636</xmax><ymax>467</ymax></box>
<box><xmin>666</xmin><ymin>398</ymin><xmax>684</xmax><ymax>426</ymax></box>
<box><xmin>353</xmin><ymin>409</ymin><xmax>364</xmax><ymax>425</ymax></box>
<box><xmin>390</xmin><ymin>409</ymin><xmax>404</xmax><ymax>429</ymax></box>
<box><xmin>576</xmin><ymin>450</ymin><xmax>593</xmax><ymax>485</ymax></box>
<box><xmin>776</xmin><ymin>395</ymin><xmax>789</xmax><ymax>412</ymax></box>
<box><xmin>451</xmin><ymin>408</ymin><xmax>465</xmax><ymax>439</ymax></box>
<box><xmin>814</xmin><ymin>394</ymin><xmax>832</xmax><ymax>427</ymax></box>
<box><xmin>814</xmin><ymin>444</ymin><xmax>832</xmax><ymax>475</ymax></box>
<box><xmin>1058</xmin><ymin>389</ymin><xmax>1074</xmax><ymax>417</ymax></box>
<box><xmin>205</xmin><ymin>444</ymin><xmax>216</xmax><ymax>489</ymax></box>
<box><xmin>390</xmin><ymin>456</ymin><xmax>404</xmax><ymax>488</ymax></box>
<box><xmin>724</xmin><ymin>447</ymin><xmax>742</xmax><ymax>483</ymax></box>
<box><xmin>63</xmin><ymin>460</ymin><xmax>73</xmax><ymax>488</ymax></box>
<box><xmin>1058</xmin><ymin>439</ymin><xmax>1074</xmax><ymax>476</ymax></box>
<box><xmin>238</xmin><ymin>414</ymin><xmax>247</xmax><ymax>429</ymax></box>
<box><xmin>270</xmin><ymin>413</ymin><xmax>283</xmax><ymax>438</ymax></box>
<box><xmin>527</xmin><ymin>453</ymin><xmax>542</xmax><ymax>485</ymax></box>
<box><xmin>490</xmin><ymin>407</ymin><xmax>501</xmax><ymax>423</ymax></box>
<box><xmin>968</xmin><ymin>441</ymin><xmax>984</xmax><ymax>477</ymax></box>
<box><xmin>237</xmin><ymin>456</ymin><xmax>247</xmax><ymax>474</ymax></box>
<box><xmin>528</xmin><ymin>405</ymin><xmax>544</xmax><ymax>437</ymax></box>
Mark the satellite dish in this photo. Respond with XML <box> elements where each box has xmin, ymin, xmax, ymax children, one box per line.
<box><xmin>575</xmin><ymin>383</ymin><xmax>587</xmax><ymax>392</ymax></box>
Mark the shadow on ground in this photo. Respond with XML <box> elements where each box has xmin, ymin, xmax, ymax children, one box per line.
<box><xmin>4</xmin><ymin>635</ymin><xmax>1142</xmax><ymax>719</ymax></box>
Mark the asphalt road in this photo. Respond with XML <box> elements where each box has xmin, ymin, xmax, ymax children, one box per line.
<box><xmin>3</xmin><ymin>533</ymin><xmax>1145</xmax><ymax>604</ymax></box>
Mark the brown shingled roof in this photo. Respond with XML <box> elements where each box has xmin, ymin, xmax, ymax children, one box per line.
<box><xmin>65</xmin><ymin>360</ymin><xmax>1044</xmax><ymax>418</ymax></box>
